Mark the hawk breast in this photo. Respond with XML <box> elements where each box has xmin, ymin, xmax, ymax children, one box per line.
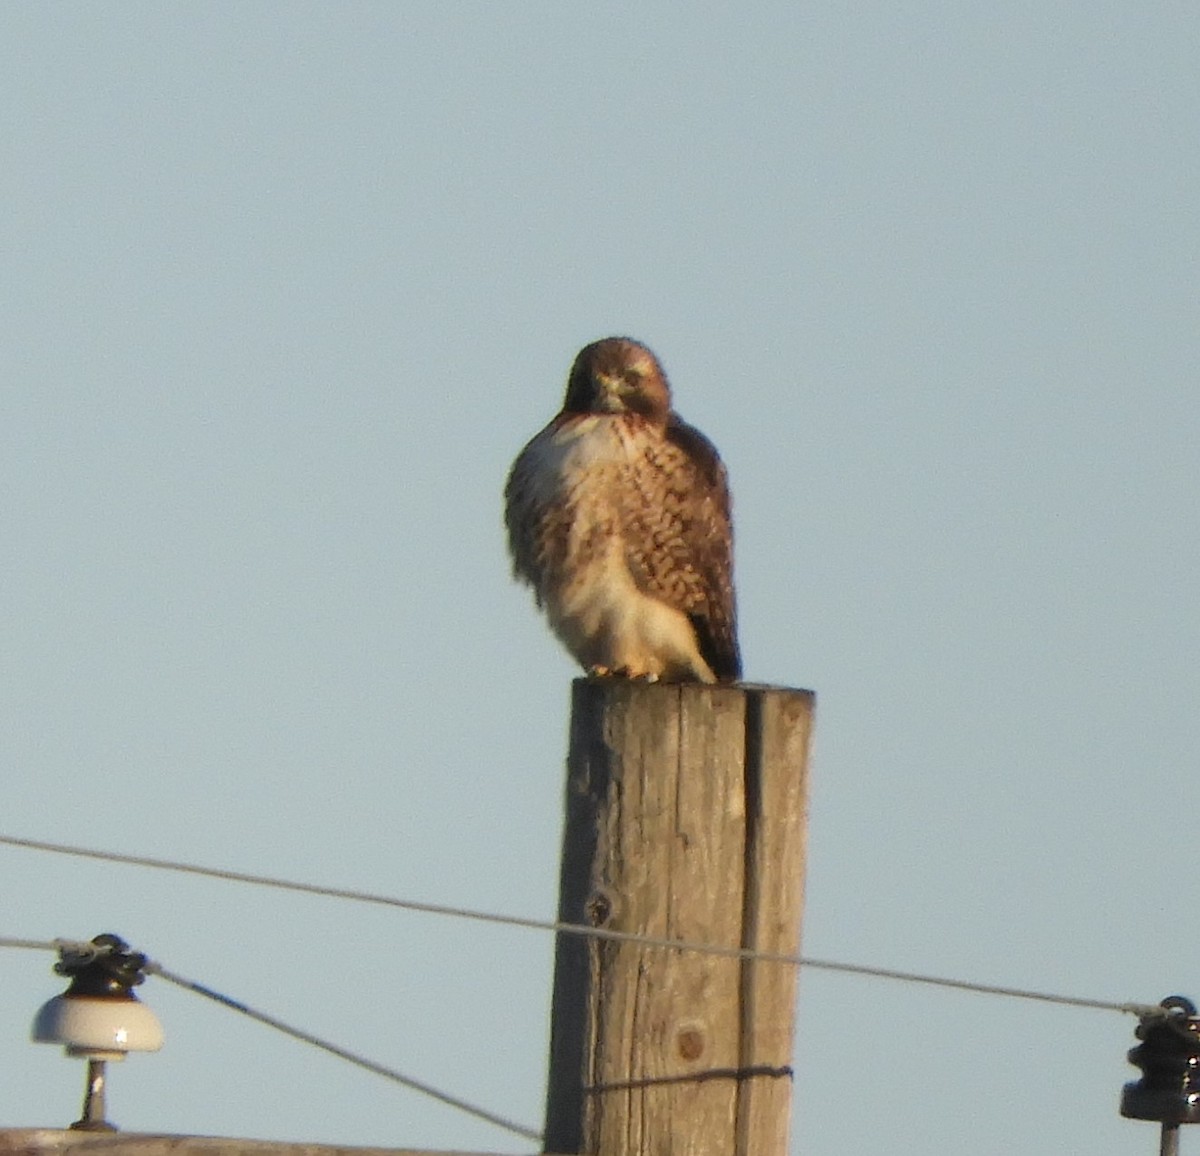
<box><xmin>505</xmin><ymin>412</ymin><xmax>740</xmax><ymax>682</ymax></box>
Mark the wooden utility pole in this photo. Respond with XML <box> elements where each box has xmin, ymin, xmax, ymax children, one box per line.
<box><xmin>543</xmin><ymin>679</ymin><xmax>814</xmax><ymax>1156</ymax></box>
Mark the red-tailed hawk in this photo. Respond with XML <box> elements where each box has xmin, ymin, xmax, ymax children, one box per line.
<box><xmin>505</xmin><ymin>337</ymin><xmax>741</xmax><ymax>683</ymax></box>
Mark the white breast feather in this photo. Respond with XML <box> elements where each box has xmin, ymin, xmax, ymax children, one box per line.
<box><xmin>523</xmin><ymin>417</ymin><xmax>715</xmax><ymax>682</ymax></box>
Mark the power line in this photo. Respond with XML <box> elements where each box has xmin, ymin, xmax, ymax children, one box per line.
<box><xmin>796</xmin><ymin>956</ymin><xmax>1153</xmax><ymax>1015</ymax></box>
<box><xmin>146</xmin><ymin>961</ymin><xmax>542</xmax><ymax>1143</ymax></box>
<box><xmin>0</xmin><ymin>831</ymin><xmax>812</xmax><ymax>961</ymax></box>
<box><xmin>0</xmin><ymin>833</ymin><xmax>1162</xmax><ymax>1018</ymax></box>
<box><xmin>0</xmin><ymin>935</ymin><xmax>101</xmax><ymax>955</ymax></box>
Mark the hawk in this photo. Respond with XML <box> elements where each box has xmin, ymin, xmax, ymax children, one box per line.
<box><xmin>504</xmin><ymin>337</ymin><xmax>741</xmax><ymax>683</ymax></box>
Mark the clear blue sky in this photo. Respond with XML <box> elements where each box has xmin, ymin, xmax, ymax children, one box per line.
<box><xmin>2</xmin><ymin>4</ymin><xmax>1197</xmax><ymax>1154</ymax></box>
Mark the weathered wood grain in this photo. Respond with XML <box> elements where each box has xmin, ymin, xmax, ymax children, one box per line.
<box><xmin>544</xmin><ymin>680</ymin><xmax>814</xmax><ymax>1156</ymax></box>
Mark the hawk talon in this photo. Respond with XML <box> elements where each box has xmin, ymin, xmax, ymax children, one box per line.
<box><xmin>587</xmin><ymin>665</ymin><xmax>660</xmax><ymax>683</ymax></box>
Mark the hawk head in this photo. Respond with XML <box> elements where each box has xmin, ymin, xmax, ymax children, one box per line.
<box><xmin>561</xmin><ymin>337</ymin><xmax>671</xmax><ymax>422</ymax></box>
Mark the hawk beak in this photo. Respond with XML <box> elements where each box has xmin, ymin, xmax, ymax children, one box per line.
<box><xmin>593</xmin><ymin>372</ymin><xmax>627</xmax><ymax>411</ymax></box>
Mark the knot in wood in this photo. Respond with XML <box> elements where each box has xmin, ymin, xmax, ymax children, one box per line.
<box><xmin>676</xmin><ymin>1025</ymin><xmax>705</xmax><ymax>1062</ymax></box>
<box><xmin>585</xmin><ymin>889</ymin><xmax>613</xmax><ymax>927</ymax></box>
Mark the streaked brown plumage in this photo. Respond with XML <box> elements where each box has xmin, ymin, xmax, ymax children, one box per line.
<box><xmin>504</xmin><ymin>337</ymin><xmax>741</xmax><ymax>683</ymax></box>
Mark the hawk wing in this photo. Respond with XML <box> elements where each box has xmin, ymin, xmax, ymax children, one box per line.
<box><xmin>503</xmin><ymin>421</ymin><xmax>576</xmax><ymax>606</ymax></box>
<box><xmin>623</xmin><ymin>415</ymin><xmax>741</xmax><ymax>681</ymax></box>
